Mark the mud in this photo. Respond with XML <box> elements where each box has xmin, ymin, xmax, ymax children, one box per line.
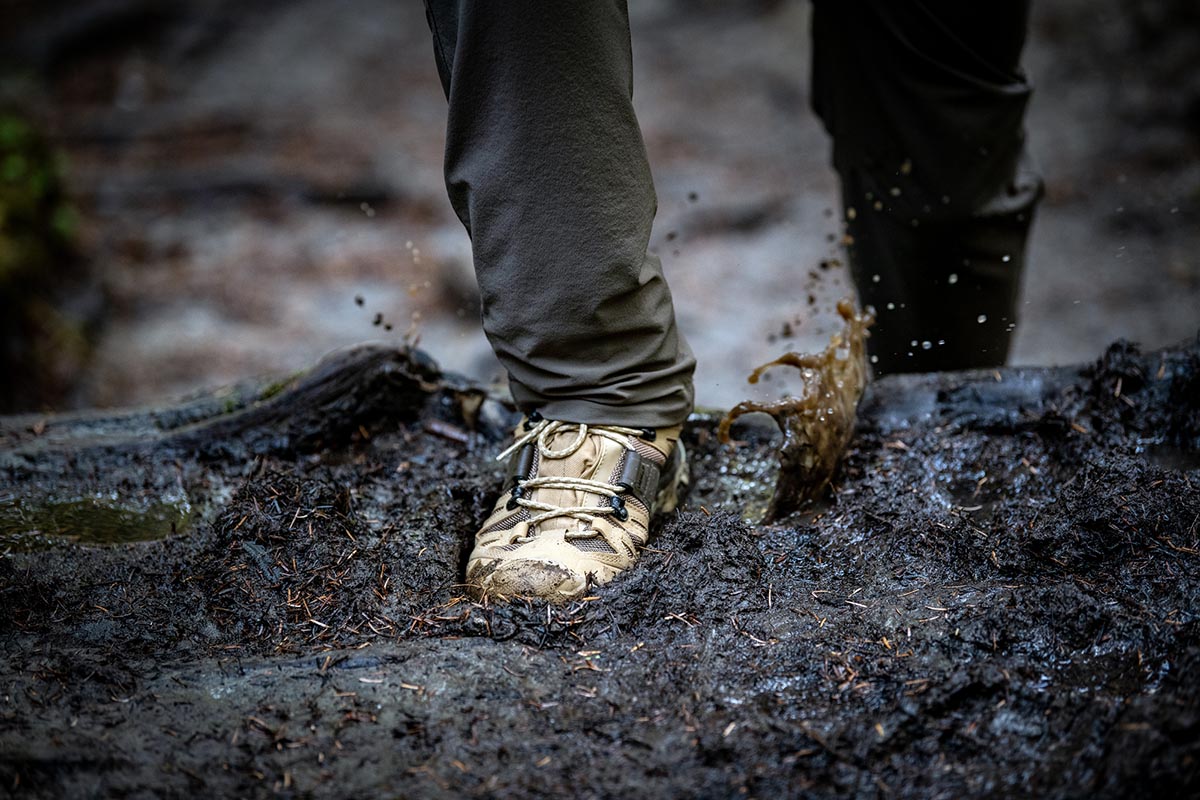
<box><xmin>720</xmin><ymin>299</ymin><xmax>874</xmax><ymax>522</ymax></box>
<box><xmin>2</xmin><ymin>335</ymin><xmax>1199</xmax><ymax>798</ymax></box>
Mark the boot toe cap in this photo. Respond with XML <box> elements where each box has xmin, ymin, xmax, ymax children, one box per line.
<box><xmin>469</xmin><ymin>558</ymin><xmax>589</xmax><ymax>602</ymax></box>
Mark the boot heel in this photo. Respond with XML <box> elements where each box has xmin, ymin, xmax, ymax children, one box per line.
<box><xmin>653</xmin><ymin>442</ymin><xmax>688</xmax><ymax>515</ymax></box>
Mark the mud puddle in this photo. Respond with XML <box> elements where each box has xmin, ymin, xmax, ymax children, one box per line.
<box><xmin>1</xmin><ymin>336</ymin><xmax>1198</xmax><ymax>798</ymax></box>
<box><xmin>0</xmin><ymin>491</ymin><xmax>193</xmax><ymax>550</ymax></box>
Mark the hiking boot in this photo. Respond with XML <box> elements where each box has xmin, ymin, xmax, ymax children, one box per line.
<box><xmin>466</xmin><ymin>414</ymin><xmax>687</xmax><ymax>603</ymax></box>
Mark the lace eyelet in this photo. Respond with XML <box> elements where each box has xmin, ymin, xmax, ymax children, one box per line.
<box><xmin>505</xmin><ymin>485</ymin><xmax>523</xmax><ymax>511</ymax></box>
<box><xmin>609</xmin><ymin>495</ymin><xmax>629</xmax><ymax>522</ymax></box>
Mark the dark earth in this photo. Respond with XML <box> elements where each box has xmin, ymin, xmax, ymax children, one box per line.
<box><xmin>2</xmin><ymin>333</ymin><xmax>1198</xmax><ymax>798</ymax></box>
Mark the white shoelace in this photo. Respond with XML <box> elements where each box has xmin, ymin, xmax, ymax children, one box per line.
<box><xmin>496</xmin><ymin>419</ymin><xmax>644</xmax><ymax>538</ymax></box>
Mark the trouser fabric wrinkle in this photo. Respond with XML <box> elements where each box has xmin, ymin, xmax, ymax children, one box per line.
<box><xmin>423</xmin><ymin>0</ymin><xmax>696</xmax><ymax>428</ymax></box>
<box><xmin>422</xmin><ymin>0</ymin><xmax>1043</xmax><ymax>407</ymax></box>
<box><xmin>811</xmin><ymin>0</ymin><xmax>1043</xmax><ymax>373</ymax></box>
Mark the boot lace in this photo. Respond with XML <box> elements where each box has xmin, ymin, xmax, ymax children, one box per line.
<box><xmin>495</xmin><ymin>419</ymin><xmax>645</xmax><ymax>544</ymax></box>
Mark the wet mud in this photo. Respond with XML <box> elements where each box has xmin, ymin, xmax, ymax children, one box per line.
<box><xmin>720</xmin><ymin>299</ymin><xmax>874</xmax><ymax>522</ymax></box>
<box><xmin>1</xmin><ymin>335</ymin><xmax>1199</xmax><ymax>798</ymax></box>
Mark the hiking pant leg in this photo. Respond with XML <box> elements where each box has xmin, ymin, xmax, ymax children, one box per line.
<box><xmin>811</xmin><ymin>1</ymin><xmax>1044</xmax><ymax>374</ymax></box>
<box><xmin>422</xmin><ymin>1</ymin><xmax>695</xmax><ymax>427</ymax></box>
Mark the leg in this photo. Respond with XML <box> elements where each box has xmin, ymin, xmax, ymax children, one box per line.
<box><xmin>422</xmin><ymin>1</ymin><xmax>692</xmax><ymax>601</ymax></box>
<box><xmin>423</xmin><ymin>0</ymin><xmax>694</xmax><ymax>426</ymax></box>
<box><xmin>811</xmin><ymin>0</ymin><xmax>1043</xmax><ymax>374</ymax></box>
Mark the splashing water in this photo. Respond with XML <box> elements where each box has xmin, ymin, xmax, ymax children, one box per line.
<box><xmin>718</xmin><ymin>298</ymin><xmax>874</xmax><ymax>521</ymax></box>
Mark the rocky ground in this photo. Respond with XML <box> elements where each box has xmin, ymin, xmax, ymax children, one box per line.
<box><xmin>1</xmin><ymin>335</ymin><xmax>1197</xmax><ymax>798</ymax></box>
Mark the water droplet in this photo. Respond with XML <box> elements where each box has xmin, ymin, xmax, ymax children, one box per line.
<box><xmin>1001</xmin><ymin>255</ymin><xmax>1011</xmax><ymax>263</ymax></box>
<box><xmin>872</xmin><ymin>274</ymin><xmax>881</xmax><ymax>283</ymax></box>
<box><xmin>886</xmin><ymin>302</ymin><xmax>895</xmax><ymax>310</ymax></box>
<box><xmin>921</xmin><ymin>341</ymin><xmax>932</xmax><ymax>350</ymax></box>
<box><xmin>948</xmin><ymin>273</ymin><xmax>958</xmax><ymax>284</ymax></box>
<box><xmin>977</xmin><ymin>314</ymin><xmax>988</xmax><ymax>324</ymax></box>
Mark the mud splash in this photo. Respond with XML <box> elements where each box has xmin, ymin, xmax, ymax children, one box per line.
<box><xmin>719</xmin><ymin>298</ymin><xmax>874</xmax><ymax>521</ymax></box>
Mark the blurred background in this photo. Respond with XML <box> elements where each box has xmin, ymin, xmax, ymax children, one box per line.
<box><xmin>1</xmin><ymin>0</ymin><xmax>1198</xmax><ymax>414</ymax></box>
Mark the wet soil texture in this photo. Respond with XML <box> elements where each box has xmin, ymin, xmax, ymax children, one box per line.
<box><xmin>1</xmin><ymin>335</ymin><xmax>1198</xmax><ymax>798</ymax></box>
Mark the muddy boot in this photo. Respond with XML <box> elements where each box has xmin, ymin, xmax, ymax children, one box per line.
<box><xmin>466</xmin><ymin>414</ymin><xmax>687</xmax><ymax>603</ymax></box>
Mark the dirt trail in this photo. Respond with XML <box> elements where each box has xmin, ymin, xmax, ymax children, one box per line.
<box><xmin>1</xmin><ymin>334</ymin><xmax>1197</xmax><ymax>798</ymax></box>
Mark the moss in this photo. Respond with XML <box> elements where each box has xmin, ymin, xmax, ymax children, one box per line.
<box><xmin>0</xmin><ymin>109</ymin><xmax>91</xmax><ymax>412</ymax></box>
<box><xmin>258</xmin><ymin>371</ymin><xmax>305</xmax><ymax>402</ymax></box>
<box><xmin>0</xmin><ymin>112</ymin><xmax>76</xmax><ymax>285</ymax></box>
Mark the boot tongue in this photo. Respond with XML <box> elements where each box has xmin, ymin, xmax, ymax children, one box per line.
<box><xmin>534</xmin><ymin>428</ymin><xmax>627</xmax><ymax>528</ymax></box>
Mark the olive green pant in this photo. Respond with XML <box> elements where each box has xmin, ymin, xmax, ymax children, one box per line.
<box><xmin>422</xmin><ymin>1</ymin><xmax>1041</xmax><ymax>423</ymax></box>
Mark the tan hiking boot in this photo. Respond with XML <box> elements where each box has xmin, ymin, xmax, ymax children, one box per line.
<box><xmin>466</xmin><ymin>414</ymin><xmax>687</xmax><ymax>603</ymax></box>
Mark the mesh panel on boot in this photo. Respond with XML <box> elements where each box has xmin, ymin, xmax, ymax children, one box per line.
<box><xmin>632</xmin><ymin>438</ymin><xmax>666</xmax><ymax>465</ymax></box>
<box><xmin>570</xmin><ymin>536</ymin><xmax>618</xmax><ymax>553</ymax></box>
<box><xmin>481</xmin><ymin>509</ymin><xmax>529</xmax><ymax>536</ymax></box>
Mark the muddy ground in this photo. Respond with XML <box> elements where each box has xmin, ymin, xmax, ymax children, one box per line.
<box><xmin>1</xmin><ymin>334</ymin><xmax>1198</xmax><ymax>798</ymax></box>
